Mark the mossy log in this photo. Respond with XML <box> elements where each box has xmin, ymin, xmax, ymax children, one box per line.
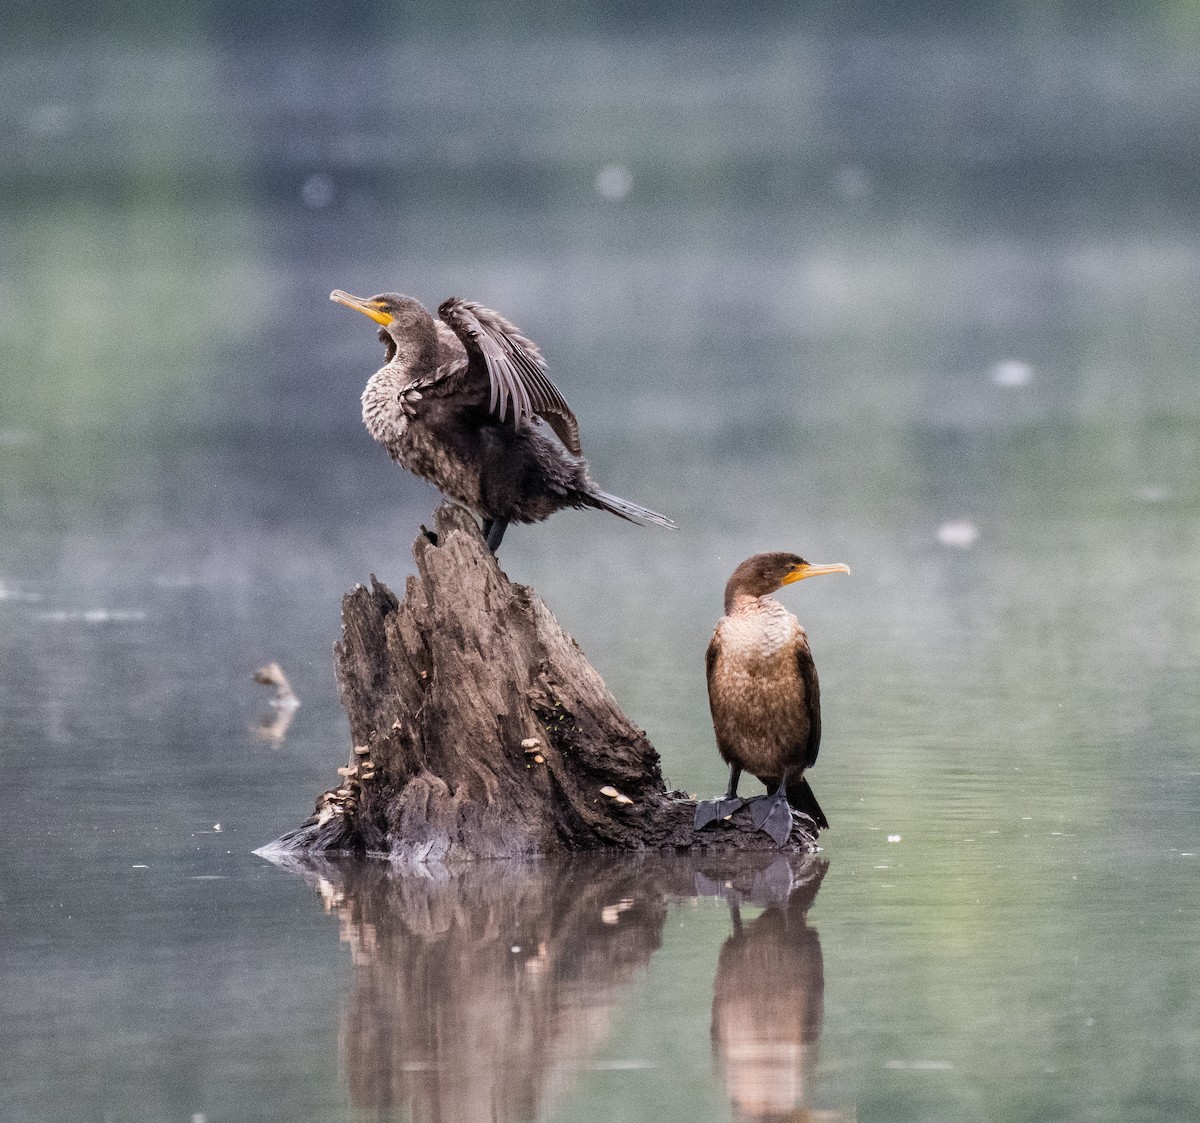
<box><xmin>260</xmin><ymin>504</ymin><xmax>818</xmax><ymax>861</ymax></box>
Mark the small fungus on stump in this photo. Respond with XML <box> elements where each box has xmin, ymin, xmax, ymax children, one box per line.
<box><xmin>260</xmin><ymin>505</ymin><xmax>819</xmax><ymax>861</ymax></box>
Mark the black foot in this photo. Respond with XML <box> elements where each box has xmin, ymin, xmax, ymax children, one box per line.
<box><xmin>749</xmin><ymin>791</ymin><xmax>794</xmax><ymax>846</ymax></box>
<box><xmin>694</xmin><ymin>796</ymin><xmax>747</xmax><ymax>830</ymax></box>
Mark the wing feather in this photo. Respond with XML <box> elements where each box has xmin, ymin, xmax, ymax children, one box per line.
<box><xmin>437</xmin><ymin>297</ymin><xmax>583</xmax><ymax>454</ymax></box>
<box><xmin>796</xmin><ymin>643</ymin><xmax>822</xmax><ymax>768</ymax></box>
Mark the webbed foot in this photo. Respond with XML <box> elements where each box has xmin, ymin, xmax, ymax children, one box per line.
<box><xmin>694</xmin><ymin>796</ymin><xmax>747</xmax><ymax>830</ymax></box>
<box><xmin>749</xmin><ymin>791</ymin><xmax>794</xmax><ymax>846</ymax></box>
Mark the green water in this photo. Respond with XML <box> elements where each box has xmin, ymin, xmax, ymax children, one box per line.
<box><xmin>2</xmin><ymin>7</ymin><xmax>1199</xmax><ymax>1121</ymax></box>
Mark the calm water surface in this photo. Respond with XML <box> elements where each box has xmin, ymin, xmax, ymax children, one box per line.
<box><xmin>3</xmin><ymin>9</ymin><xmax>1199</xmax><ymax>1122</ymax></box>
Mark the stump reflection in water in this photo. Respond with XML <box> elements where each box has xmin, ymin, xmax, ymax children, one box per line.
<box><xmin>266</xmin><ymin>853</ymin><xmax>833</xmax><ymax>1122</ymax></box>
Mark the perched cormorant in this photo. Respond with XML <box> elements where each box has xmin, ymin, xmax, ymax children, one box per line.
<box><xmin>695</xmin><ymin>552</ymin><xmax>849</xmax><ymax>845</ymax></box>
<box><xmin>330</xmin><ymin>289</ymin><xmax>676</xmax><ymax>551</ymax></box>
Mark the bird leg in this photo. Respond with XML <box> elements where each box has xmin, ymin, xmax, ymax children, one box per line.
<box><xmin>694</xmin><ymin>764</ymin><xmax>747</xmax><ymax>830</ymax></box>
<box><xmin>749</xmin><ymin>772</ymin><xmax>794</xmax><ymax>847</ymax></box>
<box><xmin>483</xmin><ymin>518</ymin><xmax>509</xmax><ymax>553</ymax></box>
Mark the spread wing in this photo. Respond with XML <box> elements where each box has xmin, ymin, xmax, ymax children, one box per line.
<box><xmin>796</xmin><ymin>642</ymin><xmax>822</xmax><ymax>768</ymax></box>
<box><xmin>434</xmin><ymin>319</ymin><xmax>468</xmax><ymax>368</ymax></box>
<box><xmin>437</xmin><ymin>297</ymin><xmax>582</xmax><ymax>455</ymax></box>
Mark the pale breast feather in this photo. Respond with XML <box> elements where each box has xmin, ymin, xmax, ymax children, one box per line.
<box><xmin>708</xmin><ymin>618</ymin><xmax>809</xmax><ymax>733</ymax></box>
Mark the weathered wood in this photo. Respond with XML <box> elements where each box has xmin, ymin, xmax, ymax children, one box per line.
<box><xmin>261</xmin><ymin>504</ymin><xmax>818</xmax><ymax>860</ymax></box>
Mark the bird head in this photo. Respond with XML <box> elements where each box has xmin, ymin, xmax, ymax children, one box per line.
<box><xmin>726</xmin><ymin>552</ymin><xmax>850</xmax><ymax>601</ymax></box>
<box><xmin>330</xmin><ymin>290</ymin><xmax>432</xmax><ymax>364</ymax></box>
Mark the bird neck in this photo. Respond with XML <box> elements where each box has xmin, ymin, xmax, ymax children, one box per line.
<box><xmin>393</xmin><ymin>320</ymin><xmax>440</xmax><ymax>375</ymax></box>
<box><xmin>725</xmin><ymin>590</ymin><xmax>783</xmax><ymax>616</ymax></box>
<box><xmin>361</xmin><ymin>323</ymin><xmax>439</xmax><ymax>446</ymax></box>
<box><xmin>720</xmin><ymin>593</ymin><xmax>800</xmax><ymax>658</ymax></box>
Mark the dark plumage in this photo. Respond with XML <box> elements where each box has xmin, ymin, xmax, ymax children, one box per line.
<box><xmin>330</xmin><ymin>289</ymin><xmax>676</xmax><ymax>551</ymax></box>
<box><xmin>695</xmin><ymin>552</ymin><xmax>849</xmax><ymax>845</ymax></box>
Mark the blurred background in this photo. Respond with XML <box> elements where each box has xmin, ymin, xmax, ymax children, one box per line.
<box><xmin>2</xmin><ymin>3</ymin><xmax>1198</xmax><ymax>1121</ymax></box>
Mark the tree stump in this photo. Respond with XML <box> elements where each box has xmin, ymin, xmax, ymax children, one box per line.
<box><xmin>259</xmin><ymin>504</ymin><xmax>819</xmax><ymax>861</ymax></box>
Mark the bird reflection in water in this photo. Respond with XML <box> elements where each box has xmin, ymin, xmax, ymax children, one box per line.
<box><xmin>703</xmin><ymin>856</ymin><xmax>851</xmax><ymax>1123</ymax></box>
<box><xmin>264</xmin><ymin>852</ymin><xmax>850</xmax><ymax>1122</ymax></box>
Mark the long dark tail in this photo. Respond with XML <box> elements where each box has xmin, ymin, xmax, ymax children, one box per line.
<box><xmin>588</xmin><ymin>489</ymin><xmax>677</xmax><ymax>529</ymax></box>
<box><xmin>786</xmin><ymin>776</ymin><xmax>829</xmax><ymax>831</ymax></box>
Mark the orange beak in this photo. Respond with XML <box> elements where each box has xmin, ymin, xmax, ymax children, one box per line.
<box><xmin>330</xmin><ymin>289</ymin><xmax>393</xmax><ymax>326</ymax></box>
<box><xmin>781</xmin><ymin>562</ymin><xmax>851</xmax><ymax>585</ymax></box>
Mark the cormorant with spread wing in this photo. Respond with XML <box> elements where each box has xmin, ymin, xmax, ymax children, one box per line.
<box><xmin>331</xmin><ymin>290</ymin><xmax>676</xmax><ymax>552</ymax></box>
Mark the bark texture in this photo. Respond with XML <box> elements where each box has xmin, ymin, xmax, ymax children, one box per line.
<box><xmin>261</xmin><ymin>504</ymin><xmax>818</xmax><ymax>860</ymax></box>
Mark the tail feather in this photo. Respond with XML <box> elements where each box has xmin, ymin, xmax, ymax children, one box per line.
<box><xmin>785</xmin><ymin>776</ymin><xmax>829</xmax><ymax>832</ymax></box>
<box><xmin>588</xmin><ymin>489</ymin><xmax>677</xmax><ymax>529</ymax></box>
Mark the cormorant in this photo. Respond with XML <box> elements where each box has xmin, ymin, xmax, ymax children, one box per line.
<box><xmin>330</xmin><ymin>289</ymin><xmax>676</xmax><ymax>552</ymax></box>
<box><xmin>695</xmin><ymin>552</ymin><xmax>849</xmax><ymax>845</ymax></box>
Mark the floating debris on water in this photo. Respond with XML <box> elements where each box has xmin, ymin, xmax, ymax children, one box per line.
<box><xmin>936</xmin><ymin>519</ymin><xmax>979</xmax><ymax>549</ymax></box>
<box><xmin>253</xmin><ymin>662</ymin><xmax>299</xmax><ymax>742</ymax></box>
<box><xmin>0</xmin><ymin>581</ymin><xmax>41</xmax><ymax>603</ymax></box>
<box><xmin>38</xmin><ymin>608</ymin><xmax>146</xmax><ymax>623</ymax></box>
<box><xmin>594</xmin><ymin>163</ymin><xmax>633</xmax><ymax>201</ymax></box>
<box><xmin>990</xmin><ymin>359</ymin><xmax>1033</xmax><ymax>387</ymax></box>
<box><xmin>887</xmin><ymin>834</ymin><xmax>902</xmax><ymax>842</ymax></box>
<box><xmin>253</xmin><ymin>663</ymin><xmax>299</xmax><ymax>710</ymax></box>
